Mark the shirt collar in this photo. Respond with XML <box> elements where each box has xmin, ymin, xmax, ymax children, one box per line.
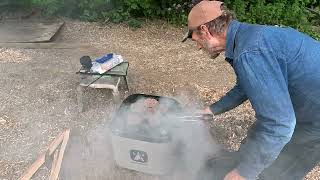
<box><xmin>225</xmin><ymin>20</ymin><xmax>241</xmax><ymax>59</ymax></box>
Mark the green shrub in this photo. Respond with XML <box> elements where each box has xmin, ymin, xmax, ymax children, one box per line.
<box><xmin>0</xmin><ymin>0</ymin><xmax>32</xmax><ymax>11</ymax></box>
<box><xmin>128</xmin><ymin>18</ymin><xmax>142</xmax><ymax>28</ymax></box>
<box><xmin>224</xmin><ymin>0</ymin><xmax>320</xmax><ymax>40</ymax></box>
<box><xmin>100</xmin><ymin>0</ymin><xmax>191</xmax><ymax>25</ymax></box>
<box><xmin>31</xmin><ymin>0</ymin><xmax>61</xmax><ymax>16</ymax></box>
<box><xmin>7</xmin><ymin>0</ymin><xmax>320</xmax><ymax>39</ymax></box>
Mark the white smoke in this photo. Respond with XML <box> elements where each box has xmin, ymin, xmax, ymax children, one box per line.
<box><xmin>61</xmin><ymin>93</ymin><xmax>220</xmax><ymax>180</ymax></box>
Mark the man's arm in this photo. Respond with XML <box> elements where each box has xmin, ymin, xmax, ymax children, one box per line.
<box><xmin>233</xmin><ymin>51</ymin><xmax>296</xmax><ymax>179</ymax></box>
<box><xmin>209</xmin><ymin>79</ymin><xmax>248</xmax><ymax>115</ymax></box>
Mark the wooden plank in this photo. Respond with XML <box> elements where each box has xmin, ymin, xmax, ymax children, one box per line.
<box><xmin>18</xmin><ymin>129</ymin><xmax>70</xmax><ymax>180</ymax></box>
<box><xmin>44</xmin><ymin>130</ymin><xmax>66</xmax><ymax>168</ymax></box>
<box><xmin>18</xmin><ymin>152</ymin><xmax>46</xmax><ymax>180</ymax></box>
<box><xmin>49</xmin><ymin>129</ymin><xmax>70</xmax><ymax>180</ymax></box>
<box><xmin>0</xmin><ymin>21</ymin><xmax>64</xmax><ymax>43</ymax></box>
<box><xmin>49</xmin><ymin>150</ymin><xmax>59</xmax><ymax>179</ymax></box>
<box><xmin>47</xmin><ymin>130</ymin><xmax>66</xmax><ymax>155</ymax></box>
<box><xmin>0</xmin><ymin>42</ymin><xmax>91</xmax><ymax>49</ymax></box>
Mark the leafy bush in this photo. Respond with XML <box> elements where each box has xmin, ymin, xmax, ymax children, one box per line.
<box><xmin>164</xmin><ymin>1</ymin><xmax>191</xmax><ymax>25</ymax></box>
<box><xmin>0</xmin><ymin>0</ymin><xmax>32</xmax><ymax>11</ymax></box>
<box><xmin>29</xmin><ymin>0</ymin><xmax>113</xmax><ymax>21</ymax></box>
<box><xmin>100</xmin><ymin>0</ymin><xmax>191</xmax><ymax>25</ymax></box>
<box><xmin>31</xmin><ymin>0</ymin><xmax>61</xmax><ymax>16</ymax></box>
<box><xmin>6</xmin><ymin>0</ymin><xmax>320</xmax><ymax>39</ymax></box>
<box><xmin>223</xmin><ymin>0</ymin><xmax>320</xmax><ymax>39</ymax></box>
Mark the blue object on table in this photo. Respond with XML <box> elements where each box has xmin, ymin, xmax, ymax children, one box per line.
<box><xmin>95</xmin><ymin>53</ymin><xmax>113</xmax><ymax>63</ymax></box>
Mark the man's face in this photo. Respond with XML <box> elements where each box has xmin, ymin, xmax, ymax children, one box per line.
<box><xmin>191</xmin><ymin>25</ymin><xmax>226</xmax><ymax>59</ymax></box>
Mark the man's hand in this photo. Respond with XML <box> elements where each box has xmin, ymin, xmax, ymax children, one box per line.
<box><xmin>196</xmin><ymin>107</ymin><xmax>214</xmax><ymax>121</ymax></box>
<box><xmin>224</xmin><ymin>169</ymin><xmax>246</xmax><ymax>180</ymax></box>
<box><xmin>199</xmin><ymin>106</ymin><xmax>213</xmax><ymax>115</ymax></box>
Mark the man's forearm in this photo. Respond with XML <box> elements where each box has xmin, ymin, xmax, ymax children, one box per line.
<box><xmin>210</xmin><ymin>84</ymin><xmax>247</xmax><ymax>115</ymax></box>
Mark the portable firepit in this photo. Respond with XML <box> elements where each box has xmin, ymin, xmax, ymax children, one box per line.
<box><xmin>109</xmin><ymin>93</ymin><xmax>239</xmax><ymax>179</ymax></box>
<box><xmin>109</xmin><ymin>93</ymin><xmax>185</xmax><ymax>175</ymax></box>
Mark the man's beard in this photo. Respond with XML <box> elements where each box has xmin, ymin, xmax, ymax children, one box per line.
<box><xmin>209</xmin><ymin>53</ymin><xmax>220</xmax><ymax>59</ymax></box>
<box><xmin>200</xmin><ymin>40</ymin><xmax>221</xmax><ymax>59</ymax></box>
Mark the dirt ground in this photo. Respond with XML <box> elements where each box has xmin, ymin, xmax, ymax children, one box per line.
<box><xmin>0</xmin><ymin>18</ymin><xmax>319</xmax><ymax>179</ymax></box>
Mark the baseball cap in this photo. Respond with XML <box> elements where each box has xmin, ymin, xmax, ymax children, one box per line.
<box><xmin>182</xmin><ymin>0</ymin><xmax>224</xmax><ymax>42</ymax></box>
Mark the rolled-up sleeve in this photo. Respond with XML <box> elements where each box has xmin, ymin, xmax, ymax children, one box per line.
<box><xmin>233</xmin><ymin>51</ymin><xmax>296</xmax><ymax>179</ymax></box>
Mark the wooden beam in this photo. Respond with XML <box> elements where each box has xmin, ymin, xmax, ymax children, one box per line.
<box><xmin>49</xmin><ymin>129</ymin><xmax>70</xmax><ymax>180</ymax></box>
<box><xmin>18</xmin><ymin>129</ymin><xmax>70</xmax><ymax>180</ymax></box>
<box><xmin>18</xmin><ymin>152</ymin><xmax>46</xmax><ymax>180</ymax></box>
<box><xmin>0</xmin><ymin>43</ymin><xmax>91</xmax><ymax>49</ymax></box>
<box><xmin>47</xmin><ymin>131</ymin><xmax>65</xmax><ymax>155</ymax></box>
<box><xmin>49</xmin><ymin>150</ymin><xmax>59</xmax><ymax>178</ymax></box>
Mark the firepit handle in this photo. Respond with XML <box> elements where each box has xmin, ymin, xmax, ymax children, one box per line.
<box><xmin>200</xmin><ymin>113</ymin><xmax>214</xmax><ymax>121</ymax></box>
<box><xmin>176</xmin><ymin>113</ymin><xmax>214</xmax><ymax>122</ymax></box>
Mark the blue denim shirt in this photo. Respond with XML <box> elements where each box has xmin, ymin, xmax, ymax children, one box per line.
<box><xmin>210</xmin><ymin>20</ymin><xmax>320</xmax><ymax>179</ymax></box>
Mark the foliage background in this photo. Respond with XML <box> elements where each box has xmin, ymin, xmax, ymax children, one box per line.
<box><xmin>1</xmin><ymin>0</ymin><xmax>319</xmax><ymax>39</ymax></box>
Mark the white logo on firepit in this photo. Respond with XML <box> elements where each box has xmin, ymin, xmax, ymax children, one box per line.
<box><xmin>134</xmin><ymin>152</ymin><xmax>144</xmax><ymax>161</ymax></box>
<box><xmin>130</xmin><ymin>150</ymin><xmax>148</xmax><ymax>163</ymax></box>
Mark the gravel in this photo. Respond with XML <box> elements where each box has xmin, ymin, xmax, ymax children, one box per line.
<box><xmin>0</xmin><ymin>18</ymin><xmax>318</xmax><ymax>179</ymax></box>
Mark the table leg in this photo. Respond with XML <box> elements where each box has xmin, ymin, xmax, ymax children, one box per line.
<box><xmin>76</xmin><ymin>85</ymin><xmax>85</xmax><ymax>112</ymax></box>
<box><xmin>112</xmin><ymin>88</ymin><xmax>120</xmax><ymax>105</ymax></box>
<box><xmin>124</xmin><ymin>76</ymin><xmax>129</xmax><ymax>92</ymax></box>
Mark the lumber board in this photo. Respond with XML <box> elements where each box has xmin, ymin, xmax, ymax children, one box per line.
<box><xmin>0</xmin><ymin>21</ymin><xmax>64</xmax><ymax>43</ymax></box>
<box><xmin>18</xmin><ymin>129</ymin><xmax>70</xmax><ymax>180</ymax></box>
<box><xmin>0</xmin><ymin>42</ymin><xmax>90</xmax><ymax>49</ymax></box>
<box><xmin>49</xmin><ymin>129</ymin><xmax>70</xmax><ymax>180</ymax></box>
<box><xmin>49</xmin><ymin>150</ymin><xmax>59</xmax><ymax>179</ymax></box>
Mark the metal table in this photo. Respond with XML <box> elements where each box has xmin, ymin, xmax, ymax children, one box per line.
<box><xmin>76</xmin><ymin>62</ymin><xmax>129</xmax><ymax>112</ymax></box>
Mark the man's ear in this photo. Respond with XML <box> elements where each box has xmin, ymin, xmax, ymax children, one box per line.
<box><xmin>199</xmin><ymin>24</ymin><xmax>211</xmax><ymax>37</ymax></box>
